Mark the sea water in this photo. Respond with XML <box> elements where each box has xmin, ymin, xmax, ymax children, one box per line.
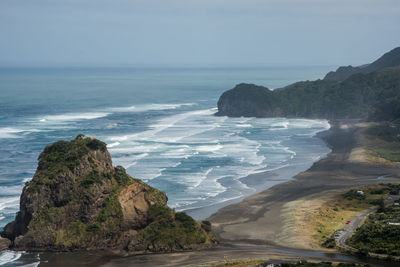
<box><xmin>0</xmin><ymin>66</ymin><xmax>331</xmax><ymax>265</ymax></box>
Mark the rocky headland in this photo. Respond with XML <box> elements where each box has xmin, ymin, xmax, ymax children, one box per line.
<box><xmin>216</xmin><ymin>47</ymin><xmax>400</xmax><ymax>121</ymax></box>
<box><xmin>0</xmin><ymin>135</ymin><xmax>215</xmax><ymax>253</ymax></box>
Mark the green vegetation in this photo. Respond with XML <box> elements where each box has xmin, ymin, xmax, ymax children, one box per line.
<box><xmin>315</xmin><ymin>185</ymin><xmax>397</xmax><ymax>247</ymax></box>
<box><xmin>96</xmin><ymin>191</ymin><xmax>124</xmax><ymax>230</ymax></box>
<box><xmin>201</xmin><ymin>220</ymin><xmax>212</xmax><ymax>232</ymax></box>
<box><xmin>343</xmin><ymin>190</ymin><xmax>365</xmax><ymax>201</ymax></box>
<box><xmin>324</xmin><ymin>47</ymin><xmax>400</xmax><ymax>82</ymax></box>
<box><xmin>3</xmin><ymin>135</ymin><xmax>215</xmax><ymax>252</ymax></box>
<box><xmin>85</xmin><ymin>138</ymin><xmax>107</xmax><ymax>152</ymax></box>
<box><xmin>38</xmin><ymin>136</ymin><xmax>90</xmax><ymax>171</ymax></box>
<box><xmin>55</xmin><ymin>222</ymin><xmax>87</xmax><ymax>248</ymax></box>
<box><xmin>81</xmin><ymin>170</ymin><xmax>104</xmax><ymax>188</ymax></box>
<box><xmin>217</xmin><ymin>64</ymin><xmax>400</xmax><ymax>121</ymax></box>
<box><xmin>370</xmin><ymin>148</ymin><xmax>400</xmax><ymax>162</ymax></box>
<box><xmin>141</xmin><ymin>207</ymin><xmax>210</xmax><ymax>249</ymax></box>
<box><xmin>114</xmin><ymin>165</ymin><xmax>133</xmax><ymax>186</ymax></box>
<box><xmin>144</xmin><ymin>186</ymin><xmax>169</xmax><ymax>206</ymax></box>
<box><xmin>365</xmin><ymin>123</ymin><xmax>400</xmax><ymax>162</ymax></box>
<box><xmin>54</xmin><ymin>190</ymin><xmax>125</xmax><ymax>248</ymax></box>
<box><xmin>322</xmin><ymin>236</ymin><xmax>336</xmax><ymax>248</ymax></box>
<box><xmin>26</xmin><ymin>135</ymin><xmax>110</xmax><ymax>193</ymax></box>
<box><xmin>347</xmin><ymin>203</ymin><xmax>400</xmax><ymax>256</ymax></box>
<box><xmin>366</xmin><ymin>123</ymin><xmax>400</xmax><ymax>143</ymax></box>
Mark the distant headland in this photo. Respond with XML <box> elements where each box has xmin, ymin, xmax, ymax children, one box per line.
<box><xmin>216</xmin><ymin>47</ymin><xmax>400</xmax><ymax>122</ymax></box>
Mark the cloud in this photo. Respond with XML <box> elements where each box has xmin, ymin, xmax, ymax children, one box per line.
<box><xmin>0</xmin><ymin>0</ymin><xmax>399</xmax><ymax>66</ymax></box>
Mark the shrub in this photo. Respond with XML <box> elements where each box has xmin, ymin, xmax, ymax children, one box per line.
<box><xmin>370</xmin><ymin>189</ymin><xmax>384</xmax><ymax>194</ymax></box>
<box><xmin>114</xmin><ymin>166</ymin><xmax>132</xmax><ymax>186</ymax></box>
<box><xmin>322</xmin><ymin>236</ymin><xmax>336</xmax><ymax>248</ymax></box>
<box><xmin>148</xmin><ymin>204</ymin><xmax>174</xmax><ymax>223</ymax></box>
<box><xmin>81</xmin><ymin>170</ymin><xmax>103</xmax><ymax>188</ymax></box>
<box><xmin>343</xmin><ymin>190</ymin><xmax>365</xmax><ymax>200</ymax></box>
<box><xmin>201</xmin><ymin>221</ymin><xmax>212</xmax><ymax>232</ymax></box>
<box><xmin>86</xmin><ymin>139</ymin><xmax>107</xmax><ymax>152</ymax></box>
<box><xmin>175</xmin><ymin>212</ymin><xmax>197</xmax><ymax>232</ymax></box>
<box><xmin>86</xmin><ymin>222</ymin><xmax>101</xmax><ymax>234</ymax></box>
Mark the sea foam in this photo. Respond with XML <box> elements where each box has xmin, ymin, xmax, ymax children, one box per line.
<box><xmin>0</xmin><ymin>128</ymin><xmax>24</xmax><ymax>139</ymax></box>
<box><xmin>38</xmin><ymin>112</ymin><xmax>110</xmax><ymax>123</ymax></box>
<box><xmin>108</xmin><ymin>103</ymin><xmax>195</xmax><ymax>112</ymax></box>
<box><xmin>0</xmin><ymin>251</ymin><xmax>22</xmax><ymax>265</ymax></box>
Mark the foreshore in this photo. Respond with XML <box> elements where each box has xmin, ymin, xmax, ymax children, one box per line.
<box><xmin>207</xmin><ymin>120</ymin><xmax>400</xmax><ymax>249</ymax></box>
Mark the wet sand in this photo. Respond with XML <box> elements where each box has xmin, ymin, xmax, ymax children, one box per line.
<box><xmin>208</xmin><ymin>121</ymin><xmax>400</xmax><ymax>248</ymax></box>
<box><xmin>36</xmin><ymin>245</ymin><xmax>374</xmax><ymax>267</ymax></box>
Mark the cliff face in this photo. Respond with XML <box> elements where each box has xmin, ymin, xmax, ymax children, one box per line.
<box><xmin>1</xmin><ymin>135</ymin><xmax>215</xmax><ymax>252</ymax></box>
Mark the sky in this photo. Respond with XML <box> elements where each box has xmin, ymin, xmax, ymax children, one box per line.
<box><xmin>0</xmin><ymin>0</ymin><xmax>399</xmax><ymax>67</ymax></box>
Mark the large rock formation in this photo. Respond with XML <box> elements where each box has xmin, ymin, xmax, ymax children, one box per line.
<box><xmin>217</xmin><ymin>57</ymin><xmax>400</xmax><ymax>121</ymax></box>
<box><xmin>1</xmin><ymin>135</ymin><xmax>215</xmax><ymax>252</ymax></box>
<box><xmin>216</xmin><ymin>83</ymin><xmax>277</xmax><ymax>117</ymax></box>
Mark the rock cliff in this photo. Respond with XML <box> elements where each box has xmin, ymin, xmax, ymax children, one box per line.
<box><xmin>1</xmin><ymin>135</ymin><xmax>215</xmax><ymax>252</ymax></box>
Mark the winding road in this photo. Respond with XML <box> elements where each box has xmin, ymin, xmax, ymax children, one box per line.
<box><xmin>335</xmin><ymin>194</ymin><xmax>400</xmax><ymax>250</ymax></box>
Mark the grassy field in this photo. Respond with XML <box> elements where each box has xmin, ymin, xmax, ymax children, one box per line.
<box><xmin>278</xmin><ymin>184</ymin><xmax>394</xmax><ymax>250</ymax></box>
<box><xmin>310</xmin><ymin>185</ymin><xmax>394</xmax><ymax>247</ymax></box>
<box><xmin>368</xmin><ymin>147</ymin><xmax>400</xmax><ymax>162</ymax></box>
<box><xmin>364</xmin><ymin>122</ymin><xmax>400</xmax><ymax>163</ymax></box>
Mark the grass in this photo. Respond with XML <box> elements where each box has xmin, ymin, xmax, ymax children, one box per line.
<box><xmin>364</xmin><ymin>122</ymin><xmax>400</xmax><ymax>162</ymax></box>
<box><xmin>369</xmin><ymin>147</ymin><xmax>400</xmax><ymax>162</ymax></box>
<box><xmin>311</xmin><ymin>185</ymin><xmax>393</xmax><ymax>247</ymax></box>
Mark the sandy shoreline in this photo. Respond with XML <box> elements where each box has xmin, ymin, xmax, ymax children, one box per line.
<box><xmin>208</xmin><ymin>120</ymin><xmax>400</xmax><ymax>249</ymax></box>
<box><xmin>186</xmin><ymin>125</ymin><xmax>331</xmax><ymax>220</ymax></box>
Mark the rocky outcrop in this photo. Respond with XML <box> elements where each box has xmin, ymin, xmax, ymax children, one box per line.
<box><xmin>216</xmin><ymin>83</ymin><xmax>277</xmax><ymax>117</ymax></box>
<box><xmin>0</xmin><ymin>237</ymin><xmax>11</xmax><ymax>250</ymax></box>
<box><xmin>1</xmin><ymin>135</ymin><xmax>215</xmax><ymax>253</ymax></box>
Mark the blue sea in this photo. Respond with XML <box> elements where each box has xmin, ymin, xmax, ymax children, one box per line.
<box><xmin>0</xmin><ymin>66</ymin><xmax>332</xmax><ymax>265</ymax></box>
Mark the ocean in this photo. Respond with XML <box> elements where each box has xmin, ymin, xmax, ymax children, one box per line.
<box><xmin>0</xmin><ymin>66</ymin><xmax>332</xmax><ymax>265</ymax></box>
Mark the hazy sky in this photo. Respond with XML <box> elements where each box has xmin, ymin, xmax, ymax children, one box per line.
<box><xmin>0</xmin><ymin>0</ymin><xmax>399</xmax><ymax>67</ymax></box>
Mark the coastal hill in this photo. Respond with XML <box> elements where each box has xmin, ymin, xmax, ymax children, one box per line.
<box><xmin>324</xmin><ymin>47</ymin><xmax>400</xmax><ymax>82</ymax></box>
<box><xmin>0</xmin><ymin>135</ymin><xmax>215</xmax><ymax>252</ymax></box>
<box><xmin>216</xmin><ymin>47</ymin><xmax>400</xmax><ymax>121</ymax></box>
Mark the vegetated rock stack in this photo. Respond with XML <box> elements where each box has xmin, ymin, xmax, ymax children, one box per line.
<box><xmin>1</xmin><ymin>135</ymin><xmax>216</xmax><ymax>252</ymax></box>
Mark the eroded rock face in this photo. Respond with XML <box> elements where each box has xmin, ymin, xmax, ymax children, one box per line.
<box><xmin>118</xmin><ymin>182</ymin><xmax>167</xmax><ymax>229</ymax></box>
<box><xmin>1</xmin><ymin>136</ymin><xmax>215</xmax><ymax>252</ymax></box>
<box><xmin>0</xmin><ymin>237</ymin><xmax>11</xmax><ymax>250</ymax></box>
